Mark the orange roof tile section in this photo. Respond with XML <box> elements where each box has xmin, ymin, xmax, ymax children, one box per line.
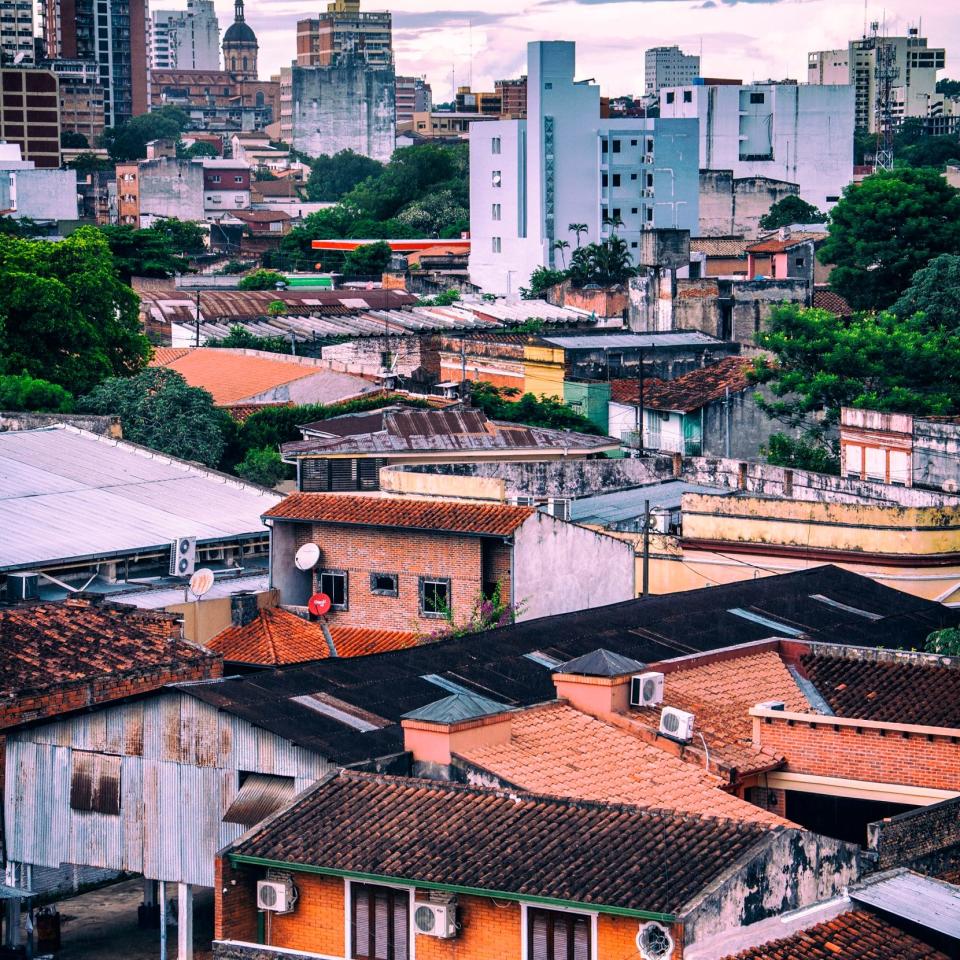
<box><xmin>264</xmin><ymin>493</ymin><xmax>536</xmax><ymax>536</ymax></box>
<box><xmin>458</xmin><ymin>703</ymin><xmax>789</xmax><ymax>827</ymax></box>
<box><xmin>208</xmin><ymin>607</ymin><xmax>419</xmax><ymax>665</ymax></box>
<box><xmin>611</xmin><ymin>357</ymin><xmax>754</xmax><ymax>413</ymax></box>
<box><xmin>630</xmin><ymin>650</ymin><xmax>810</xmax><ymax>775</ymax></box>
<box><xmin>151</xmin><ymin>348</ymin><xmax>321</xmax><ymax>405</ymax></box>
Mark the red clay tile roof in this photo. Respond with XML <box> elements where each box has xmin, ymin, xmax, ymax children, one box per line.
<box><xmin>0</xmin><ymin>597</ymin><xmax>219</xmax><ymax>709</ymax></box>
<box><xmin>813</xmin><ymin>289</ymin><xmax>853</xmax><ymax>317</ymax></box>
<box><xmin>746</xmin><ymin>231</ymin><xmax>826</xmax><ymax>254</ymax></box>
<box><xmin>208</xmin><ymin>607</ymin><xmax>419</xmax><ymax>665</ymax></box>
<box><xmin>456</xmin><ymin>702</ymin><xmax>789</xmax><ymax>826</ymax></box>
<box><xmin>229</xmin><ymin>769</ymin><xmax>773</xmax><ymax>916</ymax></box>
<box><xmin>151</xmin><ymin>347</ymin><xmax>190</xmax><ymax>365</ymax></box>
<box><xmin>220</xmin><ymin>401</ymin><xmax>294</xmax><ymax>423</ymax></box>
<box><xmin>798</xmin><ymin>651</ymin><xmax>960</xmax><ymax>728</ymax></box>
<box><xmin>690</xmin><ymin>237</ymin><xmax>750</xmax><ymax>258</ymax></box>
<box><xmin>610</xmin><ymin>357</ymin><xmax>754</xmax><ymax>413</ymax></box>
<box><xmin>263</xmin><ymin>493</ymin><xmax>536</xmax><ymax>536</ymax></box>
<box><xmin>723</xmin><ymin>909</ymin><xmax>949</xmax><ymax>959</ymax></box>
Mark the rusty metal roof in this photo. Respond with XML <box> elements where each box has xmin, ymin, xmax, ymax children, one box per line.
<box><xmin>222</xmin><ymin>773</ymin><xmax>297</xmax><ymax>828</ymax></box>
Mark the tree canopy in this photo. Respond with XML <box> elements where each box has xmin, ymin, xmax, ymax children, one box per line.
<box><xmin>180</xmin><ymin>141</ymin><xmax>219</xmax><ymax>159</ymax></box>
<box><xmin>818</xmin><ymin>168</ymin><xmax>960</xmax><ymax>311</ymax></box>
<box><xmin>306</xmin><ymin>149</ymin><xmax>384</xmax><ymax>201</ymax></box>
<box><xmin>758</xmin><ymin>195</ymin><xmax>827</xmax><ymax>231</ymax></box>
<box><xmin>342</xmin><ymin>240</ymin><xmax>392</xmax><ymax>277</ymax></box>
<box><xmin>151</xmin><ymin>217</ymin><xmax>207</xmax><ymax>255</ymax></box>
<box><xmin>567</xmin><ymin>237</ymin><xmax>637</xmax><ymax>288</ymax></box>
<box><xmin>99</xmin><ymin>224</ymin><xmax>190</xmax><ymax>281</ymax></box>
<box><xmin>468</xmin><ymin>382</ymin><xmax>602</xmax><ymax>434</ymax></box>
<box><xmin>102</xmin><ymin>106</ymin><xmax>189</xmax><ymax>161</ymax></box>
<box><xmin>81</xmin><ymin>368</ymin><xmax>229</xmax><ymax>468</ymax></box>
<box><xmin>0</xmin><ymin>373</ymin><xmax>74</xmax><ymax>412</ymax></box>
<box><xmin>892</xmin><ymin>254</ymin><xmax>960</xmax><ymax>329</ymax></box>
<box><xmin>238</xmin><ymin>268</ymin><xmax>287</xmax><ymax>290</ymax></box>
<box><xmin>0</xmin><ymin>227</ymin><xmax>149</xmax><ymax>394</ymax></box>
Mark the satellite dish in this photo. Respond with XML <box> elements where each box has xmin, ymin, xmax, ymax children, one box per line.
<box><xmin>308</xmin><ymin>593</ymin><xmax>332</xmax><ymax>617</ymax></box>
<box><xmin>295</xmin><ymin>543</ymin><xmax>321</xmax><ymax>571</ymax></box>
<box><xmin>189</xmin><ymin>568</ymin><xmax>215</xmax><ymax>598</ymax></box>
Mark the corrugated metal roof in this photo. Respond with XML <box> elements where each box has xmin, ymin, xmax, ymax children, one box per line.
<box><xmin>569</xmin><ymin>481</ymin><xmax>730</xmax><ymax>526</ymax></box>
<box><xmin>222</xmin><ymin>773</ymin><xmax>296</xmax><ymax>827</ymax></box>
<box><xmin>402</xmin><ymin>692</ymin><xmax>515</xmax><ymax>723</ymax></box>
<box><xmin>850</xmin><ymin>869</ymin><xmax>960</xmax><ymax>939</ymax></box>
<box><xmin>556</xmin><ymin>649</ymin><xmax>646</xmax><ymax>677</ymax></box>
<box><xmin>541</xmin><ymin>333</ymin><xmax>724</xmax><ymax>350</ymax></box>
<box><xmin>0</xmin><ymin>426</ymin><xmax>279</xmax><ymax>572</ymax></box>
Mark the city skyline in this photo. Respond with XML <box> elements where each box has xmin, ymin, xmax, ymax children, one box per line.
<box><xmin>197</xmin><ymin>0</ymin><xmax>959</xmax><ymax>95</ymax></box>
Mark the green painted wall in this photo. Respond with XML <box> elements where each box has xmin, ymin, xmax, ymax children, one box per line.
<box><xmin>563</xmin><ymin>380</ymin><xmax>612</xmax><ymax>434</ymax></box>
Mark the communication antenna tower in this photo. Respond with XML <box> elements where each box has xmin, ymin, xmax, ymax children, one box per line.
<box><xmin>872</xmin><ymin>19</ymin><xmax>898</xmax><ymax>170</ymax></box>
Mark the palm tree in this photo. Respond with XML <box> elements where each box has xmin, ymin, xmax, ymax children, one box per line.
<box><xmin>552</xmin><ymin>239</ymin><xmax>570</xmax><ymax>268</ymax></box>
<box><xmin>602</xmin><ymin>213</ymin><xmax>624</xmax><ymax>235</ymax></box>
<box><xmin>568</xmin><ymin>222</ymin><xmax>588</xmax><ymax>248</ymax></box>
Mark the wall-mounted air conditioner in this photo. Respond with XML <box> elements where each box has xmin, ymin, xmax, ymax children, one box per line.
<box><xmin>659</xmin><ymin>706</ymin><xmax>694</xmax><ymax>743</ymax></box>
<box><xmin>630</xmin><ymin>672</ymin><xmax>664</xmax><ymax>708</ymax></box>
<box><xmin>169</xmin><ymin>536</ymin><xmax>197</xmax><ymax>577</ymax></box>
<box><xmin>413</xmin><ymin>900</ymin><xmax>457</xmax><ymax>938</ymax></box>
<box><xmin>256</xmin><ymin>878</ymin><xmax>297</xmax><ymax>914</ymax></box>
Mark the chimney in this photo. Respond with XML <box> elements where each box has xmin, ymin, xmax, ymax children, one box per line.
<box><xmin>230</xmin><ymin>591</ymin><xmax>259</xmax><ymax>627</ymax></box>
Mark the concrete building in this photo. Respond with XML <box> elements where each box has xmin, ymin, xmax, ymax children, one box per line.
<box><xmin>660</xmin><ymin>79</ymin><xmax>854</xmax><ymax>212</ymax></box>
<box><xmin>221</xmin><ymin>0</ymin><xmax>257</xmax><ymax>80</ymax></box>
<box><xmin>808</xmin><ymin>28</ymin><xmax>946</xmax><ymax>133</ymax></box>
<box><xmin>0</xmin><ymin>0</ymin><xmax>35</xmax><ymax>64</ymax></box>
<box><xmin>401</xmin><ymin>109</ymin><xmax>495</xmax><ymax>140</ymax></box>
<box><xmin>148</xmin><ymin>69</ymin><xmax>279</xmax><ymax>131</ymax></box>
<box><xmin>151</xmin><ymin>0</ymin><xmax>220</xmax><ymax>70</ymax></box>
<box><xmin>0</xmin><ymin>68</ymin><xmax>61</xmax><ymax>169</ymax></box>
<box><xmin>697</xmin><ymin>169</ymin><xmax>799</xmax><ymax>239</ymax></box>
<box><xmin>496</xmin><ymin>74</ymin><xmax>527</xmax><ymax>118</ymax></box>
<box><xmin>395</xmin><ymin>74</ymin><xmax>431</xmax><ymax>124</ymax></box>
<box><xmin>41</xmin><ymin>0</ymin><xmax>148</xmax><ymax>126</ymax></box>
<box><xmin>0</xmin><ymin>148</ymin><xmax>78</xmax><ymax>220</ymax></box>
<box><xmin>47</xmin><ymin>58</ymin><xmax>105</xmax><ymax>144</ymax></box>
<box><xmin>470</xmin><ymin>41</ymin><xmax>700</xmax><ymax>295</ymax></box>
<box><xmin>645</xmin><ymin>44</ymin><xmax>699</xmax><ymax>96</ymax></box>
<box><xmin>295</xmin><ymin>0</ymin><xmax>392</xmax><ymax>68</ymax></box>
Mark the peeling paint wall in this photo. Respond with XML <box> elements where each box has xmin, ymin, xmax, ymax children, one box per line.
<box><xmin>698</xmin><ymin>170</ymin><xmax>799</xmax><ymax>239</ymax></box>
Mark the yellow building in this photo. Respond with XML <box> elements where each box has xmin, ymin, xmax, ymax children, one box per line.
<box><xmin>522</xmin><ymin>342</ymin><xmax>565</xmax><ymax>399</ymax></box>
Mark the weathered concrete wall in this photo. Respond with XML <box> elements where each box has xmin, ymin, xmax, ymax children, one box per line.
<box><xmin>914</xmin><ymin>420</ymin><xmax>960</xmax><ymax>493</ymax></box>
<box><xmin>3</xmin><ymin>168</ymin><xmax>79</xmax><ymax>220</ymax></box>
<box><xmin>700</xmin><ymin>387</ymin><xmax>784</xmax><ymax>460</ymax></box>
<box><xmin>290</xmin><ymin>62</ymin><xmax>396</xmax><ymax>164</ymax></box>
<box><xmin>683</xmin><ymin>829</ymin><xmax>862</xmax><ymax>948</ymax></box>
<box><xmin>673</xmin><ymin>278</ymin><xmax>723</xmax><ymax>337</ymax></box>
<box><xmin>322</xmin><ymin>335</ymin><xmax>429</xmax><ymax>379</ymax></box>
<box><xmin>867</xmin><ymin>795</ymin><xmax>960</xmax><ymax>873</ymax></box>
<box><xmin>698</xmin><ymin>169</ymin><xmax>799</xmax><ymax>239</ymax></box>
<box><xmin>0</xmin><ymin>411</ymin><xmax>121</xmax><ymax>436</ymax></box>
<box><xmin>138</xmin><ymin>159</ymin><xmax>205</xmax><ymax>221</ymax></box>
<box><xmin>729</xmin><ymin>278</ymin><xmax>808</xmax><ymax>344</ymax></box>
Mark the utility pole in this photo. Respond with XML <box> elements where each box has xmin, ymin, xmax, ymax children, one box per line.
<box><xmin>636</xmin><ymin>346</ymin><xmax>646</xmax><ymax>452</ymax></box>
<box><xmin>194</xmin><ymin>288</ymin><xmax>201</xmax><ymax>347</ymax></box>
<box><xmin>724</xmin><ymin>386</ymin><xmax>730</xmax><ymax>458</ymax></box>
<box><xmin>642</xmin><ymin>498</ymin><xmax>650</xmax><ymax>597</ymax></box>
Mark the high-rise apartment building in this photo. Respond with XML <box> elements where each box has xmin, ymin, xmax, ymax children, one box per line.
<box><xmin>0</xmin><ymin>68</ymin><xmax>61</xmax><ymax>168</ymax></box>
<box><xmin>470</xmin><ymin>41</ymin><xmax>699</xmax><ymax>295</ymax></box>
<box><xmin>495</xmin><ymin>76</ymin><xmax>527</xmax><ymax>118</ymax></box>
<box><xmin>296</xmin><ymin>0</ymin><xmax>392</xmax><ymax>68</ymax></box>
<box><xmin>152</xmin><ymin>0</ymin><xmax>220</xmax><ymax>71</ymax></box>
<box><xmin>49</xmin><ymin>58</ymin><xmax>105</xmax><ymax>143</ymax></box>
<box><xmin>644</xmin><ymin>45</ymin><xmax>699</xmax><ymax>97</ymax></box>
<box><xmin>808</xmin><ymin>28</ymin><xmax>945</xmax><ymax>132</ymax></box>
<box><xmin>0</xmin><ymin>0</ymin><xmax>36</xmax><ymax>64</ymax></box>
<box><xmin>395</xmin><ymin>74</ymin><xmax>431</xmax><ymax>125</ymax></box>
<box><xmin>41</xmin><ymin>0</ymin><xmax>148</xmax><ymax>126</ymax></box>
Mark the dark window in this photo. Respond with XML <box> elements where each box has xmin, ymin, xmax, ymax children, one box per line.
<box><xmin>750</xmin><ymin>92</ymin><xmax>765</xmax><ymax>104</ymax></box>
<box><xmin>528</xmin><ymin>908</ymin><xmax>590</xmax><ymax>960</ymax></box>
<box><xmin>370</xmin><ymin>572</ymin><xmax>398</xmax><ymax>597</ymax></box>
<box><xmin>601</xmin><ymin>140</ymin><xmax>608</xmax><ymax>153</ymax></box>
<box><xmin>795</xmin><ymin>257</ymin><xmax>805</xmax><ymax>268</ymax></box>
<box><xmin>70</xmin><ymin>752</ymin><xmax>120</xmax><ymax>815</ymax></box>
<box><xmin>612</xmin><ymin>174</ymin><xmax>621</xmax><ymax>187</ymax></box>
<box><xmin>826</xmin><ymin>195</ymin><xmax>840</xmax><ymax>203</ymax></box>
<box><xmin>631</xmin><ymin>207</ymin><xmax>638</xmax><ymax>214</ymax></box>
<box><xmin>665</xmin><ymin>91</ymin><xmax>675</xmax><ymax>104</ymax></box>
<box><xmin>630</xmin><ymin>173</ymin><xmax>637</xmax><ymax>180</ymax></box>
<box><xmin>630</xmin><ymin>139</ymin><xmax>637</xmax><ymax>146</ymax></box>
<box><xmin>319</xmin><ymin>569</ymin><xmax>348</xmax><ymax>609</ymax></box>
<box><xmin>646</xmin><ymin>138</ymin><xmax>654</xmax><ymax>152</ymax></box>
<box><xmin>612</xmin><ymin>207</ymin><xmax>621</xmax><ymax>219</ymax></box>
<box><xmin>351</xmin><ymin>883</ymin><xmax>408</xmax><ymax>960</ymax></box>
<box><xmin>419</xmin><ymin>576</ymin><xmax>451</xmax><ymax>618</ymax></box>
<box><xmin>683</xmin><ymin>90</ymin><xmax>692</xmax><ymax>103</ymax></box>
<box><xmin>601</xmin><ymin>172</ymin><xmax>608</xmax><ymax>187</ymax></box>
<box><xmin>612</xmin><ymin>139</ymin><xmax>621</xmax><ymax>153</ymax></box>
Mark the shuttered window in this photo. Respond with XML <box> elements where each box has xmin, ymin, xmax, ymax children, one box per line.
<box><xmin>527</xmin><ymin>908</ymin><xmax>590</xmax><ymax>960</ymax></box>
<box><xmin>351</xmin><ymin>884</ymin><xmax>408</xmax><ymax>960</ymax></box>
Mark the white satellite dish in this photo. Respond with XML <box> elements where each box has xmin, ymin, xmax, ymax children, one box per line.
<box><xmin>189</xmin><ymin>567</ymin><xmax>215</xmax><ymax>598</ymax></box>
<box><xmin>295</xmin><ymin>543</ymin><xmax>321</xmax><ymax>571</ymax></box>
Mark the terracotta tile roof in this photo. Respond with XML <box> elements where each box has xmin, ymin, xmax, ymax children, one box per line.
<box><xmin>813</xmin><ymin>288</ymin><xmax>853</xmax><ymax>317</ymax></box>
<box><xmin>151</xmin><ymin>347</ymin><xmax>190</xmax><ymax>365</ymax></box>
<box><xmin>229</xmin><ymin>769</ymin><xmax>773</xmax><ymax>916</ymax></box>
<box><xmin>230</xmin><ymin>210</ymin><xmax>293</xmax><ymax>224</ymax></box>
<box><xmin>149</xmin><ymin>348</ymin><xmax>374</xmax><ymax>406</ymax></box>
<box><xmin>690</xmin><ymin>237</ymin><xmax>749</xmax><ymax>258</ymax></box>
<box><xmin>746</xmin><ymin>231</ymin><xmax>826</xmax><ymax>255</ymax></box>
<box><xmin>457</xmin><ymin>703</ymin><xmax>789</xmax><ymax>826</ymax></box>
<box><xmin>629</xmin><ymin>651</ymin><xmax>809</xmax><ymax>775</ymax></box>
<box><xmin>220</xmin><ymin>401</ymin><xmax>294</xmax><ymax>423</ymax></box>
<box><xmin>208</xmin><ymin>607</ymin><xmax>419</xmax><ymax>665</ymax></box>
<box><xmin>610</xmin><ymin>357</ymin><xmax>754</xmax><ymax>413</ymax></box>
<box><xmin>723</xmin><ymin>909</ymin><xmax>949</xmax><ymax>960</ymax></box>
<box><xmin>263</xmin><ymin>493</ymin><xmax>536</xmax><ymax>536</ymax></box>
<box><xmin>798</xmin><ymin>651</ymin><xmax>960</xmax><ymax>727</ymax></box>
<box><xmin>0</xmin><ymin>597</ymin><xmax>219</xmax><ymax>711</ymax></box>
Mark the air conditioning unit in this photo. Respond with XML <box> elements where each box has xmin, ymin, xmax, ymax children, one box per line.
<box><xmin>169</xmin><ymin>536</ymin><xmax>197</xmax><ymax>577</ymax></box>
<box><xmin>257</xmin><ymin>878</ymin><xmax>297</xmax><ymax>913</ymax></box>
<box><xmin>546</xmin><ymin>497</ymin><xmax>571</xmax><ymax>522</ymax></box>
<box><xmin>659</xmin><ymin>706</ymin><xmax>695</xmax><ymax>743</ymax></box>
<box><xmin>413</xmin><ymin>900</ymin><xmax>457</xmax><ymax>938</ymax></box>
<box><xmin>630</xmin><ymin>671</ymin><xmax>664</xmax><ymax>708</ymax></box>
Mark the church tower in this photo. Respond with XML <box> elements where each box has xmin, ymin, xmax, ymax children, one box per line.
<box><xmin>222</xmin><ymin>0</ymin><xmax>258</xmax><ymax>79</ymax></box>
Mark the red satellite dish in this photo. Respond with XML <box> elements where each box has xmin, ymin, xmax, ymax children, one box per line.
<box><xmin>308</xmin><ymin>593</ymin><xmax>331</xmax><ymax>616</ymax></box>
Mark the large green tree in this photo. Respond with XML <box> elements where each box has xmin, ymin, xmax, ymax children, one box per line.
<box><xmin>818</xmin><ymin>168</ymin><xmax>960</xmax><ymax>310</ymax></box>
<box><xmin>102</xmin><ymin>106</ymin><xmax>189</xmax><ymax>161</ymax></box>
<box><xmin>758</xmin><ymin>195</ymin><xmax>827</xmax><ymax>231</ymax></box>
<box><xmin>81</xmin><ymin>368</ymin><xmax>229</xmax><ymax>467</ymax></box>
<box><xmin>0</xmin><ymin>373</ymin><xmax>74</xmax><ymax>412</ymax></box>
<box><xmin>152</xmin><ymin>218</ymin><xmax>207</xmax><ymax>255</ymax></box>
<box><xmin>342</xmin><ymin>241</ymin><xmax>392</xmax><ymax>276</ymax></box>
<box><xmin>469</xmin><ymin>382</ymin><xmax>601</xmax><ymax>434</ymax></box>
<box><xmin>0</xmin><ymin>227</ymin><xmax>149</xmax><ymax>393</ymax></box>
<box><xmin>99</xmin><ymin>225</ymin><xmax>189</xmax><ymax>281</ymax></box>
<box><xmin>306</xmin><ymin>149</ymin><xmax>384</xmax><ymax>201</ymax></box>
<box><xmin>750</xmin><ymin>304</ymin><xmax>960</xmax><ymax>466</ymax></box>
<box><xmin>892</xmin><ymin>254</ymin><xmax>960</xmax><ymax>329</ymax></box>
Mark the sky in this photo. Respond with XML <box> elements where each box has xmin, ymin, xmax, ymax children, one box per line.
<box><xmin>213</xmin><ymin>0</ymin><xmax>958</xmax><ymax>98</ymax></box>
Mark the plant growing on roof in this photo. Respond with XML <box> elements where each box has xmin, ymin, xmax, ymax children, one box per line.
<box><xmin>925</xmin><ymin>628</ymin><xmax>960</xmax><ymax>657</ymax></box>
<box><xmin>415</xmin><ymin>581</ymin><xmax>525</xmax><ymax>643</ymax></box>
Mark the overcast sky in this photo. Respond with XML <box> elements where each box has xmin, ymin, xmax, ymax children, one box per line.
<box><xmin>218</xmin><ymin>0</ymin><xmax>957</xmax><ymax>98</ymax></box>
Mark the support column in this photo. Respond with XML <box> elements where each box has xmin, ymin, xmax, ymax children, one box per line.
<box><xmin>144</xmin><ymin>879</ymin><xmax>158</xmax><ymax>906</ymax></box>
<box><xmin>177</xmin><ymin>883</ymin><xmax>193</xmax><ymax>960</ymax></box>
<box><xmin>159</xmin><ymin>881</ymin><xmax>167</xmax><ymax>960</ymax></box>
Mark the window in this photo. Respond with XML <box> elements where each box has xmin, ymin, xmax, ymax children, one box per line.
<box><xmin>601</xmin><ymin>140</ymin><xmax>608</xmax><ymax>153</ymax></box>
<box><xmin>527</xmin><ymin>907</ymin><xmax>590</xmax><ymax>960</ymax></box>
<box><xmin>492</xmin><ymin>236</ymin><xmax>501</xmax><ymax>253</ymax></box>
<box><xmin>491</xmin><ymin>170</ymin><xmax>501</xmax><ymax>187</ymax></box>
<box><xmin>544</xmin><ymin>81</ymin><xmax>552</xmax><ymax>90</ymax></box>
<box><xmin>612</xmin><ymin>174</ymin><xmax>621</xmax><ymax>187</ymax></box>
<box><xmin>210</xmin><ymin>174</ymin><xmax>221</xmax><ymax>182</ymax></box>
<box><xmin>630</xmin><ymin>139</ymin><xmax>638</xmax><ymax>146</ymax></box>
<box><xmin>631</xmin><ymin>207</ymin><xmax>638</xmax><ymax>214</ymax></box>
<box><xmin>234</xmin><ymin>195</ymin><xmax>245</xmax><ymax>203</ymax></box>
<box><xmin>750</xmin><ymin>92</ymin><xmax>765</xmax><ymax>104</ymax></box>
<box><xmin>612</xmin><ymin>207</ymin><xmax>621</xmax><ymax>219</ymax></box>
<box><xmin>351</xmin><ymin>883</ymin><xmax>408</xmax><ymax>960</ymax></box>
<box><xmin>646</xmin><ymin>208</ymin><xmax>653</xmax><ymax>223</ymax></box>
<box><xmin>492</xmin><ymin>202</ymin><xmax>501</xmax><ymax>220</ymax></box>
<box><xmin>612</xmin><ymin>139</ymin><xmax>621</xmax><ymax>153</ymax></box>
<box><xmin>826</xmin><ymin>195</ymin><xmax>840</xmax><ymax>203</ymax></box>
<box><xmin>665</xmin><ymin>91</ymin><xmax>675</xmax><ymax>104</ymax></box>
<box><xmin>646</xmin><ymin>138</ymin><xmax>654</xmax><ymax>153</ymax></box>
<box><xmin>370</xmin><ymin>572</ymin><xmax>398</xmax><ymax>597</ymax></box>
<box><xmin>491</xmin><ymin>136</ymin><xmax>501</xmax><ymax>154</ymax></box>
<box><xmin>795</xmin><ymin>257</ymin><xmax>805</xmax><ymax>268</ymax></box>
<box><xmin>630</xmin><ymin>173</ymin><xmax>637</xmax><ymax>180</ymax></box>
<box><xmin>234</xmin><ymin>175</ymin><xmax>243</xmax><ymax>183</ymax></box>
<box><xmin>647</xmin><ymin>173</ymin><xmax>654</xmax><ymax>187</ymax></box>
<box><xmin>70</xmin><ymin>752</ymin><xmax>121</xmax><ymax>815</ymax></box>
<box><xmin>319</xmin><ymin>569</ymin><xmax>348</xmax><ymax>610</ymax></box>
<box><xmin>419</xmin><ymin>576</ymin><xmax>451</xmax><ymax>618</ymax></box>
<box><xmin>602</xmin><ymin>173</ymin><xmax>608</xmax><ymax>188</ymax></box>
<box><xmin>683</xmin><ymin>90</ymin><xmax>692</xmax><ymax>103</ymax></box>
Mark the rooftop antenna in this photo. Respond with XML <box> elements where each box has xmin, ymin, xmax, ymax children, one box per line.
<box><xmin>468</xmin><ymin>18</ymin><xmax>473</xmax><ymax>89</ymax></box>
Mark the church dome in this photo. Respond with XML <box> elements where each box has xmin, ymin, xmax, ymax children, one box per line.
<box><xmin>223</xmin><ymin>18</ymin><xmax>257</xmax><ymax>45</ymax></box>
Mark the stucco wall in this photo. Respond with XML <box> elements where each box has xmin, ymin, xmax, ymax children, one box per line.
<box><xmin>698</xmin><ymin>169</ymin><xmax>799</xmax><ymax>239</ymax></box>
<box><xmin>914</xmin><ymin>420</ymin><xmax>960</xmax><ymax>493</ymax></box>
<box><xmin>4</xmin><ymin>168</ymin><xmax>79</xmax><ymax>220</ymax></box>
<box><xmin>513</xmin><ymin>512</ymin><xmax>636</xmax><ymax>618</ymax></box>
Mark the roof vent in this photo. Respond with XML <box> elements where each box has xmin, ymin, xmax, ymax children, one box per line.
<box><xmin>637</xmin><ymin>921</ymin><xmax>674</xmax><ymax>960</ymax></box>
<box><xmin>756</xmin><ymin>699</ymin><xmax>786</xmax><ymax>711</ymax></box>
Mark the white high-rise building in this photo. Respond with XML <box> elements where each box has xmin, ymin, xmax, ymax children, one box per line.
<box><xmin>151</xmin><ymin>0</ymin><xmax>220</xmax><ymax>70</ymax></box>
<box><xmin>0</xmin><ymin>0</ymin><xmax>35</xmax><ymax>64</ymax></box>
<box><xmin>469</xmin><ymin>41</ymin><xmax>699</xmax><ymax>296</ymax></box>
<box><xmin>808</xmin><ymin>28</ymin><xmax>945</xmax><ymax>132</ymax></box>
<box><xmin>660</xmin><ymin>80</ymin><xmax>854</xmax><ymax>212</ymax></box>
<box><xmin>644</xmin><ymin>46</ymin><xmax>699</xmax><ymax>97</ymax></box>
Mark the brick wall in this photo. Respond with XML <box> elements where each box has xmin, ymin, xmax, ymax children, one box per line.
<box><xmin>599</xmin><ymin>915</ymin><xmax>684</xmax><ymax>960</ymax></box>
<box><xmin>299</xmin><ymin>523</ymin><xmax>488</xmax><ymax>632</ymax></box>
<box><xmin>268</xmin><ymin>873</ymin><xmax>345</xmax><ymax>955</ymax></box>
<box><xmin>867</xmin><ymin>795</ymin><xmax>960</xmax><ymax>871</ymax></box>
<box><xmin>416</xmin><ymin>893</ymin><xmax>520</xmax><ymax>960</ymax></box>
<box><xmin>754</xmin><ymin>714</ymin><xmax>960</xmax><ymax>791</ymax></box>
<box><xmin>215</xmin><ymin>857</ymin><xmax>260</xmax><ymax>944</ymax></box>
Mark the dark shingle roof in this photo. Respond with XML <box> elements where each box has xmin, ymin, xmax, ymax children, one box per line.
<box><xmin>610</xmin><ymin>357</ymin><xmax>753</xmax><ymax>413</ymax></box>
<box><xmin>229</xmin><ymin>770</ymin><xmax>772</xmax><ymax>916</ymax></box>
<box><xmin>402</xmin><ymin>692</ymin><xmax>514</xmax><ymax>723</ymax></box>
<box><xmin>799</xmin><ymin>651</ymin><xmax>960</xmax><ymax>727</ymax></box>
<box><xmin>557</xmin><ymin>649</ymin><xmax>646</xmax><ymax>677</ymax></box>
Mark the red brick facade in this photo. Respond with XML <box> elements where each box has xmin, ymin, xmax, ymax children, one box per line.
<box><xmin>296</xmin><ymin>522</ymin><xmax>514</xmax><ymax>633</ymax></box>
